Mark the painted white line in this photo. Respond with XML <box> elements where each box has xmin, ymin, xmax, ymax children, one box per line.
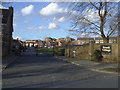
<box><xmin>71</xmin><ymin>62</ymin><xmax>75</xmax><ymax>64</ymax></box>
<box><xmin>76</xmin><ymin>63</ymin><xmax>80</xmax><ymax>66</ymax></box>
<box><xmin>90</xmin><ymin>68</ymin><xmax>118</xmax><ymax>74</ymax></box>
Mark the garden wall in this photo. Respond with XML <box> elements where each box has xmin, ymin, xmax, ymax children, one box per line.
<box><xmin>65</xmin><ymin>36</ymin><xmax>120</xmax><ymax>62</ymax></box>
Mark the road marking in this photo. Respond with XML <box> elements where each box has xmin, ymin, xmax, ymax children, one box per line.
<box><xmin>71</xmin><ymin>62</ymin><xmax>75</xmax><ymax>64</ymax></box>
<box><xmin>90</xmin><ymin>68</ymin><xmax>118</xmax><ymax>74</ymax></box>
<box><xmin>76</xmin><ymin>64</ymin><xmax>80</xmax><ymax>66</ymax></box>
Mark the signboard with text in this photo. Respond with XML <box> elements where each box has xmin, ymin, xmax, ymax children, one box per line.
<box><xmin>101</xmin><ymin>45</ymin><xmax>112</xmax><ymax>54</ymax></box>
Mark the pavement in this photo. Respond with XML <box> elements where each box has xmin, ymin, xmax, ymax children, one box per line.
<box><xmin>54</xmin><ymin>56</ymin><xmax>118</xmax><ymax>74</ymax></box>
<box><xmin>2</xmin><ymin>55</ymin><xmax>19</xmax><ymax>71</ymax></box>
<box><xmin>1</xmin><ymin>47</ymin><xmax>40</xmax><ymax>72</ymax></box>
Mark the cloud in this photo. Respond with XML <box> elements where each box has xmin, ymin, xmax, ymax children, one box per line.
<box><xmin>27</xmin><ymin>27</ymin><xmax>37</xmax><ymax>30</ymax></box>
<box><xmin>13</xmin><ymin>36</ymin><xmax>22</xmax><ymax>40</ymax></box>
<box><xmin>57</xmin><ymin>17</ymin><xmax>66</xmax><ymax>22</ymax></box>
<box><xmin>13</xmin><ymin>24</ymin><xmax>17</xmax><ymax>27</ymax></box>
<box><xmin>13</xmin><ymin>12</ymin><xmax>19</xmax><ymax>20</ymax></box>
<box><xmin>53</xmin><ymin>10</ymin><xmax>78</xmax><ymax>23</ymax></box>
<box><xmin>39</xmin><ymin>3</ymin><xmax>63</xmax><ymax>16</ymax></box>
<box><xmin>21</xmin><ymin>5</ymin><xmax>34</xmax><ymax>16</ymax></box>
<box><xmin>27</xmin><ymin>26</ymin><xmax>46</xmax><ymax>31</ymax></box>
<box><xmin>21</xmin><ymin>30</ymin><xmax>26</xmax><ymax>33</ymax></box>
<box><xmin>39</xmin><ymin>3</ymin><xmax>79</xmax><ymax>30</ymax></box>
<box><xmin>0</xmin><ymin>4</ymin><xmax>7</xmax><ymax>9</ymax></box>
<box><xmin>48</xmin><ymin>23</ymin><xmax>58</xmax><ymax>30</ymax></box>
<box><xmin>38</xmin><ymin>26</ymin><xmax>46</xmax><ymax>30</ymax></box>
<box><xmin>82</xmin><ymin>9</ymin><xmax>100</xmax><ymax>23</ymax></box>
<box><xmin>24</xmin><ymin>20</ymin><xmax>29</xmax><ymax>23</ymax></box>
<box><xmin>81</xmin><ymin>32</ymin><xmax>89</xmax><ymax>36</ymax></box>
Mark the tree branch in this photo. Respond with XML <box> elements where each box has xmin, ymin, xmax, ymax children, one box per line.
<box><xmin>103</xmin><ymin>2</ymin><xmax>107</xmax><ymax>19</ymax></box>
<box><xmin>98</xmin><ymin>2</ymin><xmax>102</xmax><ymax>18</ymax></box>
<box><xmin>83</xmin><ymin>17</ymin><xmax>100</xmax><ymax>29</ymax></box>
<box><xmin>108</xmin><ymin>24</ymin><xmax>118</xmax><ymax>37</ymax></box>
<box><xmin>90</xmin><ymin>2</ymin><xmax>99</xmax><ymax>10</ymax></box>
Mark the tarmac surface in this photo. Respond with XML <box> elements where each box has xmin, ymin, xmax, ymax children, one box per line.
<box><xmin>2</xmin><ymin>47</ymin><xmax>118</xmax><ymax>88</ymax></box>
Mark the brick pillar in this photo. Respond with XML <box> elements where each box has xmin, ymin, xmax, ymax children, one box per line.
<box><xmin>89</xmin><ymin>41</ymin><xmax>95</xmax><ymax>60</ymax></box>
<box><xmin>117</xmin><ymin>35</ymin><xmax>120</xmax><ymax>62</ymax></box>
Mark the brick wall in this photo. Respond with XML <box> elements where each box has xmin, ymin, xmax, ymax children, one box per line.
<box><xmin>1</xmin><ymin>7</ymin><xmax>13</xmax><ymax>57</ymax></box>
<box><xmin>65</xmin><ymin>36</ymin><xmax>120</xmax><ymax>62</ymax></box>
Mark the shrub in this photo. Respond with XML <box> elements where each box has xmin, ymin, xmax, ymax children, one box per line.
<box><xmin>93</xmin><ymin>50</ymin><xmax>103</xmax><ymax>61</ymax></box>
<box><xmin>58</xmin><ymin>48</ymin><xmax>65</xmax><ymax>56</ymax></box>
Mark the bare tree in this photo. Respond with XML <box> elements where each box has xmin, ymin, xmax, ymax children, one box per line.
<box><xmin>68</xmin><ymin>2</ymin><xmax>118</xmax><ymax>43</ymax></box>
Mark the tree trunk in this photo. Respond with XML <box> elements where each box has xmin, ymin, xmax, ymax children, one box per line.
<box><xmin>103</xmin><ymin>37</ymin><xmax>109</xmax><ymax>43</ymax></box>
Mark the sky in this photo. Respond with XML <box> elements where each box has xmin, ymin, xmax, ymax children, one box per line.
<box><xmin>1</xmin><ymin>2</ymin><xmax>79</xmax><ymax>41</ymax></box>
<box><xmin>1</xmin><ymin>1</ymin><xmax>118</xmax><ymax>41</ymax></box>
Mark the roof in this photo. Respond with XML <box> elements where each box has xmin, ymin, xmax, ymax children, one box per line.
<box><xmin>109</xmin><ymin>37</ymin><xmax>117</xmax><ymax>40</ymax></box>
<box><xmin>95</xmin><ymin>37</ymin><xmax>103</xmax><ymax>40</ymax></box>
<box><xmin>77</xmin><ymin>38</ymin><xmax>94</xmax><ymax>40</ymax></box>
<box><xmin>95</xmin><ymin>37</ymin><xmax>117</xmax><ymax>40</ymax></box>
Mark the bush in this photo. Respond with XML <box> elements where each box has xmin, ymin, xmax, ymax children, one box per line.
<box><xmin>93</xmin><ymin>50</ymin><xmax>103</xmax><ymax>61</ymax></box>
<box><xmin>58</xmin><ymin>48</ymin><xmax>65</xmax><ymax>56</ymax></box>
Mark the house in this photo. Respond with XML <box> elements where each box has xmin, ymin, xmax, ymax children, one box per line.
<box><xmin>25</xmin><ymin>40</ymin><xmax>38</xmax><ymax>47</ymax></box>
<box><xmin>56</xmin><ymin>39</ymin><xmax>62</xmax><ymax>47</ymax></box>
<box><xmin>38</xmin><ymin>40</ymin><xmax>45</xmax><ymax>47</ymax></box>
<box><xmin>95</xmin><ymin>37</ymin><xmax>103</xmax><ymax>43</ymax></box>
<box><xmin>56</xmin><ymin>37</ymin><xmax>75</xmax><ymax>47</ymax></box>
<box><xmin>44</xmin><ymin>37</ymin><xmax>56</xmax><ymax>47</ymax></box>
<box><xmin>109</xmin><ymin>37</ymin><xmax>117</xmax><ymax>43</ymax></box>
<box><xmin>71</xmin><ymin>40</ymin><xmax>78</xmax><ymax>45</ymax></box>
<box><xmin>0</xmin><ymin>7</ymin><xmax>14</xmax><ymax>57</ymax></box>
<box><xmin>64</xmin><ymin>37</ymin><xmax>75</xmax><ymax>42</ymax></box>
<box><xmin>77</xmin><ymin>38</ymin><xmax>94</xmax><ymax>45</ymax></box>
<box><xmin>95</xmin><ymin>37</ymin><xmax>117</xmax><ymax>43</ymax></box>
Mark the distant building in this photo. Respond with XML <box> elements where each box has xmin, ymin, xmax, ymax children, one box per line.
<box><xmin>64</xmin><ymin>37</ymin><xmax>75</xmax><ymax>42</ymax></box>
<box><xmin>44</xmin><ymin>37</ymin><xmax>56</xmax><ymax>47</ymax></box>
<box><xmin>56</xmin><ymin>39</ymin><xmax>62</xmax><ymax>47</ymax></box>
<box><xmin>77</xmin><ymin>38</ymin><xmax>94</xmax><ymax>45</ymax></box>
<box><xmin>12</xmin><ymin>38</ymin><xmax>23</xmax><ymax>52</ymax></box>
<box><xmin>25</xmin><ymin>40</ymin><xmax>38</xmax><ymax>47</ymax></box>
<box><xmin>109</xmin><ymin>37</ymin><xmax>117</xmax><ymax>43</ymax></box>
<box><xmin>0</xmin><ymin>7</ymin><xmax>14</xmax><ymax>57</ymax></box>
<box><xmin>56</xmin><ymin>37</ymin><xmax>75</xmax><ymax>47</ymax></box>
<box><xmin>95</xmin><ymin>37</ymin><xmax>117</xmax><ymax>43</ymax></box>
<box><xmin>38</xmin><ymin>40</ymin><xmax>44</xmax><ymax>47</ymax></box>
<box><xmin>95</xmin><ymin>37</ymin><xmax>103</xmax><ymax>43</ymax></box>
<box><xmin>71</xmin><ymin>41</ymin><xmax>78</xmax><ymax>45</ymax></box>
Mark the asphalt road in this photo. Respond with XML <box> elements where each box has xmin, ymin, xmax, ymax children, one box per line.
<box><xmin>2</xmin><ymin>47</ymin><xmax>118</xmax><ymax>88</ymax></box>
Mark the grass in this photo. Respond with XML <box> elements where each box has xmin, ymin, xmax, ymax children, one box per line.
<box><xmin>36</xmin><ymin>47</ymin><xmax>65</xmax><ymax>56</ymax></box>
<box><xmin>36</xmin><ymin>47</ymin><xmax>54</xmax><ymax>55</ymax></box>
<box><xmin>102</xmin><ymin>67</ymin><xmax>120</xmax><ymax>72</ymax></box>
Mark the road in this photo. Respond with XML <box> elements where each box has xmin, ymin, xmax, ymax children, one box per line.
<box><xmin>2</xmin><ymin>47</ymin><xmax>118</xmax><ymax>88</ymax></box>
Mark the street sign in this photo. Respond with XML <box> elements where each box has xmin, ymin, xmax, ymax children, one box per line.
<box><xmin>101</xmin><ymin>45</ymin><xmax>112</xmax><ymax>54</ymax></box>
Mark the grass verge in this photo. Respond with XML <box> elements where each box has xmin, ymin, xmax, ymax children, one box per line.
<box><xmin>102</xmin><ymin>67</ymin><xmax>120</xmax><ymax>72</ymax></box>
